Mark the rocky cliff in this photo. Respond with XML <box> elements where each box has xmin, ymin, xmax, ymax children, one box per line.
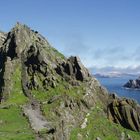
<box><xmin>0</xmin><ymin>23</ymin><xmax>140</xmax><ymax>140</ymax></box>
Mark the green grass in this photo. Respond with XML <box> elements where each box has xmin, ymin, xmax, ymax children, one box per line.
<box><xmin>31</xmin><ymin>79</ymin><xmax>86</xmax><ymax>123</ymax></box>
<box><xmin>0</xmin><ymin>64</ymin><xmax>34</xmax><ymax>140</ymax></box>
<box><xmin>32</xmin><ymin>79</ymin><xmax>85</xmax><ymax>102</ymax></box>
<box><xmin>3</xmin><ymin>65</ymin><xmax>28</xmax><ymax>105</ymax></box>
<box><xmin>42</xmin><ymin>98</ymin><xmax>61</xmax><ymax>121</ymax></box>
<box><xmin>0</xmin><ymin>106</ymin><xmax>35</xmax><ymax>140</ymax></box>
<box><xmin>70</xmin><ymin>106</ymin><xmax>140</xmax><ymax>140</ymax></box>
<box><xmin>51</xmin><ymin>47</ymin><xmax>65</xmax><ymax>59</ymax></box>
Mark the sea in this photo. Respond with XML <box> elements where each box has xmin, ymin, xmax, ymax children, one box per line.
<box><xmin>95</xmin><ymin>75</ymin><xmax>140</xmax><ymax>104</ymax></box>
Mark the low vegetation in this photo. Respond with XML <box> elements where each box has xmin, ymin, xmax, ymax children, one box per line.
<box><xmin>0</xmin><ymin>106</ymin><xmax>35</xmax><ymax>140</ymax></box>
<box><xmin>70</xmin><ymin>106</ymin><xmax>140</xmax><ymax>140</ymax></box>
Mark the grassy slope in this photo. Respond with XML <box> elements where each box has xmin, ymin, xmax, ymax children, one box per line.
<box><xmin>0</xmin><ymin>61</ymin><xmax>140</xmax><ymax>139</ymax></box>
<box><xmin>0</xmin><ymin>65</ymin><xmax>35</xmax><ymax>140</ymax></box>
<box><xmin>31</xmin><ymin>76</ymin><xmax>140</xmax><ymax>140</ymax></box>
<box><xmin>70</xmin><ymin>106</ymin><xmax>140</xmax><ymax>140</ymax></box>
<box><xmin>32</xmin><ymin>79</ymin><xmax>84</xmax><ymax>101</ymax></box>
<box><xmin>0</xmin><ymin>106</ymin><xmax>35</xmax><ymax>140</ymax></box>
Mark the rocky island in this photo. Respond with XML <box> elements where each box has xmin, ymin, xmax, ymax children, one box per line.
<box><xmin>124</xmin><ymin>77</ymin><xmax>140</xmax><ymax>89</ymax></box>
<box><xmin>0</xmin><ymin>22</ymin><xmax>140</xmax><ymax>140</ymax></box>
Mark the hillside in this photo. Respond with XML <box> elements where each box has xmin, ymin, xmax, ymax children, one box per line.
<box><xmin>0</xmin><ymin>23</ymin><xmax>140</xmax><ymax>140</ymax></box>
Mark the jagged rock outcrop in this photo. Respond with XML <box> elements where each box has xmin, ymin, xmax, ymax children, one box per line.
<box><xmin>124</xmin><ymin>77</ymin><xmax>140</xmax><ymax>89</ymax></box>
<box><xmin>55</xmin><ymin>56</ymin><xmax>90</xmax><ymax>82</ymax></box>
<box><xmin>107</xmin><ymin>94</ymin><xmax>140</xmax><ymax>131</ymax></box>
<box><xmin>0</xmin><ymin>23</ymin><xmax>109</xmax><ymax>140</ymax></box>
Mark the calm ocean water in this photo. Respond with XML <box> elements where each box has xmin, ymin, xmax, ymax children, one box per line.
<box><xmin>95</xmin><ymin>76</ymin><xmax>140</xmax><ymax>104</ymax></box>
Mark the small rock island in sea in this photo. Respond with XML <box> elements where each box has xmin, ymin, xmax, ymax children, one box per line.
<box><xmin>124</xmin><ymin>77</ymin><xmax>140</xmax><ymax>89</ymax></box>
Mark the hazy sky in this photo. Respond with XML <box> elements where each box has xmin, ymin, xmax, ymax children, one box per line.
<box><xmin>1</xmin><ymin>0</ymin><xmax>140</xmax><ymax>69</ymax></box>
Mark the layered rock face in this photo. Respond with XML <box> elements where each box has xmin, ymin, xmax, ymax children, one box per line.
<box><xmin>124</xmin><ymin>77</ymin><xmax>140</xmax><ymax>89</ymax></box>
<box><xmin>108</xmin><ymin>94</ymin><xmax>140</xmax><ymax>131</ymax></box>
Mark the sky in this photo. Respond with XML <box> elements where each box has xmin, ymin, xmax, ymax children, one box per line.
<box><xmin>1</xmin><ymin>0</ymin><xmax>140</xmax><ymax>71</ymax></box>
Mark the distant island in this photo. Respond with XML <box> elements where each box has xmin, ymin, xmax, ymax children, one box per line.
<box><xmin>94</xmin><ymin>72</ymin><xmax>137</xmax><ymax>78</ymax></box>
<box><xmin>124</xmin><ymin>77</ymin><xmax>140</xmax><ymax>89</ymax></box>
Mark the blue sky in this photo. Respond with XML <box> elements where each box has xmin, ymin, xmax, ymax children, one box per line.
<box><xmin>1</xmin><ymin>0</ymin><xmax>140</xmax><ymax>70</ymax></box>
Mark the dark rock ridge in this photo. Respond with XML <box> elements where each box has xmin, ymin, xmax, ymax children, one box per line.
<box><xmin>55</xmin><ymin>56</ymin><xmax>90</xmax><ymax>81</ymax></box>
<box><xmin>0</xmin><ymin>22</ymin><xmax>140</xmax><ymax>139</ymax></box>
<box><xmin>124</xmin><ymin>77</ymin><xmax>140</xmax><ymax>89</ymax></box>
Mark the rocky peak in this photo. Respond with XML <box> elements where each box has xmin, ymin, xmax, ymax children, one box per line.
<box><xmin>3</xmin><ymin>23</ymin><xmax>39</xmax><ymax>59</ymax></box>
<box><xmin>0</xmin><ymin>23</ymin><xmax>93</xmax><ymax>102</ymax></box>
<box><xmin>2</xmin><ymin>23</ymin><xmax>53</xmax><ymax>61</ymax></box>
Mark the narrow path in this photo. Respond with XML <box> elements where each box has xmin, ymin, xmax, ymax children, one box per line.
<box><xmin>23</xmin><ymin>102</ymin><xmax>52</xmax><ymax>133</ymax></box>
<box><xmin>21</xmin><ymin>55</ymin><xmax>53</xmax><ymax>139</ymax></box>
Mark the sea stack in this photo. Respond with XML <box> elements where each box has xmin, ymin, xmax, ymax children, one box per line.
<box><xmin>124</xmin><ymin>77</ymin><xmax>140</xmax><ymax>89</ymax></box>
